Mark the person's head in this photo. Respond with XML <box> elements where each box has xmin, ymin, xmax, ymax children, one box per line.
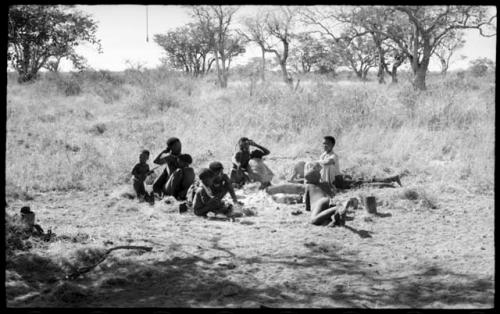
<box><xmin>178</xmin><ymin>154</ymin><xmax>192</xmax><ymax>168</ymax></box>
<box><xmin>198</xmin><ymin>168</ymin><xmax>216</xmax><ymax>186</ymax></box>
<box><xmin>166</xmin><ymin>137</ymin><xmax>182</xmax><ymax>155</ymax></box>
<box><xmin>238</xmin><ymin>137</ymin><xmax>250</xmax><ymax>152</ymax></box>
<box><xmin>139</xmin><ymin>150</ymin><xmax>150</xmax><ymax>163</ymax></box>
<box><xmin>322</xmin><ymin>136</ymin><xmax>336</xmax><ymax>152</ymax></box>
<box><xmin>208</xmin><ymin>161</ymin><xmax>224</xmax><ymax>176</ymax></box>
<box><xmin>304</xmin><ymin>169</ymin><xmax>321</xmax><ymax>185</ymax></box>
<box><xmin>305</xmin><ymin>161</ymin><xmax>322</xmax><ymax>173</ymax></box>
<box><xmin>250</xmin><ymin>150</ymin><xmax>265</xmax><ymax>160</ymax></box>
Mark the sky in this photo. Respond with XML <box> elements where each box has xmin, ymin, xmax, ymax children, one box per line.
<box><xmin>61</xmin><ymin>5</ymin><xmax>497</xmax><ymax>72</ymax></box>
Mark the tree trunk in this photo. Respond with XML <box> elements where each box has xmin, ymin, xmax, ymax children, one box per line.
<box><xmin>260</xmin><ymin>46</ymin><xmax>266</xmax><ymax>82</ymax></box>
<box><xmin>280</xmin><ymin>61</ymin><xmax>293</xmax><ymax>88</ymax></box>
<box><xmin>390</xmin><ymin>67</ymin><xmax>398</xmax><ymax>84</ymax></box>
<box><xmin>214</xmin><ymin>48</ymin><xmax>222</xmax><ymax>88</ymax></box>
<box><xmin>377</xmin><ymin>63</ymin><xmax>385</xmax><ymax>84</ymax></box>
<box><xmin>414</xmin><ymin>67</ymin><xmax>427</xmax><ymax>90</ymax></box>
<box><xmin>440</xmin><ymin>59</ymin><xmax>448</xmax><ymax>76</ymax></box>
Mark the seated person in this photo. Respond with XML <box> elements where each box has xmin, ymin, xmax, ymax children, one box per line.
<box><xmin>230</xmin><ymin>137</ymin><xmax>270</xmax><ymax>188</ymax></box>
<box><xmin>304</xmin><ymin>169</ymin><xmax>357</xmax><ymax>226</ymax></box>
<box><xmin>163</xmin><ymin>154</ymin><xmax>195</xmax><ymax>200</ymax></box>
<box><xmin>209</xmin><ymin>161</ymin><xmax>243</xmax><ymax>205</ymax></box>
<box><xmin>152</xmin><ymin>137</ymin><xmax>182</xmax><ymax>196</ymax></box>
<box><xmin>318</xmin><ymin>135</ymin><xmax>402</xmax><ymax>190</ymax></box>
<box><xmin>131</xmin><ymin>150</ymin><xmax>154</xmax><ymax>204</ymax></box>
<box><xmin>289</xmin><ymin>161</ymin><xmax>323</xmax><ymax>184</ymax></box>
<box><xmin>192</xmin><ymin>168</ymin><xmax>234</xmax><ymax>217</ymax></box>
<box><xmin>248</xmin><ymin>150</ymin><xmax>274</xmax><ymax>189</ymax></box>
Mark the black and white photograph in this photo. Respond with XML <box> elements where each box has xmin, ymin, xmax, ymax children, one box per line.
<box><xmin>5</xmin><ymin>4</ymin><xmax>496</xmax><ymax>308</ymax></box>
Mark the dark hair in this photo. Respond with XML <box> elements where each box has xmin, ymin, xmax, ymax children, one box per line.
<box><xmin>165</xmin><ymin>137</ymin><xmax>180</xmax><ymax>153</ymax></box>
<box><xmin>208</xmin><ymin>161</ymin><xmax>224</xmax><ymax>172</ymax></box>
<box><xmin>178</xmin><ymin>154</ymin><xmax>192</xmax><ymax>165</ymax></box>
<box><xmin>304</xmin><ymin>169</ymin><xmax>321</xmax><ymax>184</ymax></box>
<box><xmin>141</xmin><ymin>150</ymin><xmax>150</xmax><ymax>156</ymax></box>
<box><xmin>20</xmin><ymin>206</ymin><xmax>32</xmax><ymax>214</ymax></box>
<box><xmin>323</xmin><ymin>136</ymin><xmax>336</xmax><ymax>147</ymax></box>
<box><xmin>199</xmin><ymin>168</ymin><xmax>216</xmax><ymax>181</ymax></box>
<box><xmin>238</xmin><ymin>137</ymin><xmax>249</xmax><ymax>146</ymax></box>
<box><xmin>250</xmin><ymin>150</ymin><xmax>265</xmax><ymax>159</ymax></box>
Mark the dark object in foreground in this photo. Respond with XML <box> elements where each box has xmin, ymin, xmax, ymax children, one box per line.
<box><xmin>66</xmin><ymin>246</ymin><xmax>153</xmax><ymax>280</ymax></box>
<box><xmin>365</xmin><ymin>196</ymin><xmax>377</xmax><ymax>214</ymax></box>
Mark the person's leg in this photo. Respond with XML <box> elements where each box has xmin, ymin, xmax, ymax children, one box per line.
<box><xmin>152</xmin><ymin>169</ymin><xmax>169</xmax><ymax>195</ymax></box>
<box><xmin>371</xmin><ymin>175</ymin><xmax>402</xmax><ymax>186</ymax></box>
<box><xmin>266</xmin><ymin>183</ymin><xmax>304</xmax><ymax>195</ymax></box>
<box><xmin>230</xmin><ymin>169</ymin><xmax>242</xmax><ymax>187</ymax></box>
<box><xmin>310</xmin><ymin>197</ymin><xmax>338</xmax><ymax>225</ymax></box>
<box><xmin>194</xmin><ymin>197</ymin><xmax>224</xmax><ymax>216</ymax></box>
<box><xmin>177</xmin><ymin>167</ymin><xmax>195</xmax><ymax>200</ymax></box>
<box><xmin>133</xmin><ymin>180</ymin><xmax>147</xmax><ymax>200</ymax></box>
<box><xmin>164</xmin><ymin>169</ymin><xmax>184</xmax><ymax>198</ymax></box>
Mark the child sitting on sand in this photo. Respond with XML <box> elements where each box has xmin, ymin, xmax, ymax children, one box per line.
<box><xmin>209</xmin><ymin>161</ymin><xmax>243</xmax><ymax>206</ymax></box>
<box><xmin>192</xmin><ymin>168</ymin><xmax>235</xmax><ymax>217</ymax></box>
<box><xmin>131</xmin><ymin>150</ymin><xmax>154</xmax><ymax>204</ymax></box>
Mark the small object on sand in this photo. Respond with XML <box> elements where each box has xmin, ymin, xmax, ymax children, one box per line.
<box><xmin>178</xmin><ymin>202</ymin><xmax>188</xmax><ymax>213</ymax></box>
<box><xmin>291</xmin><ymin>210</ymin><xmax>302</xmax><ymax>216</ymax></box>
<box><xmin>365</xmin><ymin>196</ymin><xmax>377</xmax><ymax>214</ymax></box>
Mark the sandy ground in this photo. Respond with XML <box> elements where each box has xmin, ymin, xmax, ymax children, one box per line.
<box><xmin>5</xmin><ymin>179</ymin><xmax>494</xmax><ymax>308</ymax></box>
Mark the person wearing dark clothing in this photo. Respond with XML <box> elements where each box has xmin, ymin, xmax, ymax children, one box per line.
<box><xmin>192</xmin><ymin>168</ymin><xmax>234</xmax><ymax>217</ymax></box>
<box><xmin>152</xmin><ymin>137</ymin><xmax>182</xmax><ymax>196</ymax></box>
<box><xmin>132</xmin><ymin>150</ymin><xmax>154</xmax><ymax>203</ymax></box>
<box><xmin>230</xmin><ymin>137</ymin><xmax>270</xmax><ymax>187</ymax></box>
<box><xmin>209</xmin><ymin>161</ymin><xmax>243</xmax><ymax>205</ymax></box>
<box><xmin>164</xmin><ymin>154</ymin><xmax>195</xmax><ymax>200</ymax></box>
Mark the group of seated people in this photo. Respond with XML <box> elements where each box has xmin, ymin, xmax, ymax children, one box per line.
<box><xmin>131</xmin><ymin>136</ymin><xmax>402</xmax><ymax>226</ymax></box>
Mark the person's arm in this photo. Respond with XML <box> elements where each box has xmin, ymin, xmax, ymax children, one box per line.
<box><xmin>132</xmin><ymin>164</ymin><xmax>140</xmax><ymax>178</ymax></box>
<box><xmin>318</xmin><ymin>152</ymin><xmax>336</xmax><ymax>166</ymax></box>
<box><xmin>224</xmin><ymin>174</ymin><xmax>241</xmax><ymax>203</ymax></box>
<box><xmin>153</xmin><ymin>149</ymin><xmax>169</xmax><ymax>165</ymax></box>
<box><xmin>249</xmin><ymin>140</ymin><xmax>270</xmax><ymax>156</ymax></box>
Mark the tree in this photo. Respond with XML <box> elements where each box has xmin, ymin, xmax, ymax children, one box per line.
<box><xmin>263</xmin><ymin>7</ymin><xmax>301</xmax><ymax>87</ymax></box>
<box><xmin>433</xmin><ymin>30</ymin><xmax>466</xmax><ymax>75</ymax></box>
<box><xmin>332</xmin><ymin>36</ymin><xmax>378</xmax><ymax>80</ymax></box>
<box><xmin>154</xmin><ymin>23</ymin><xmax>215</xmax><ymax>76</ymax></box>
<box><xmin>289</xmin><ymin>32</ymin><xmax>328</xmax><ymax>73</ymax></box>
<box><xmin>469</xmin><ymin>57</ymin><xmax>495</xmax><ymax>77</ymax></box>
<box><xmin>239</xmin><ymin>13</ymin><xmax>270</xmax><ymax>82</ymax></box>
<box><xmin>331</xmin><ymin>6</ymin><xmax>409</xmax><ymax>84</ymax></box>
<box><xmin>192</xmin><ymin>5</ymin><xmax>245</xmax><ymax>88</ymax></box>
<box><xmin>8</xmin><ymin>5</ymin><xmax>101</xmax><ymax>82</ymax></box>
<box><xmin>370</xmin><ymin>6</ymin><xmax>496</xmax><ymax>90</ymax></box>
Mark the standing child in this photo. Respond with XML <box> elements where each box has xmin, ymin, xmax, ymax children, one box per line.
<box><xmin>132</xmin><ymin>150</ymin><xmax>154</xmax><ymax>204</ymax></box>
